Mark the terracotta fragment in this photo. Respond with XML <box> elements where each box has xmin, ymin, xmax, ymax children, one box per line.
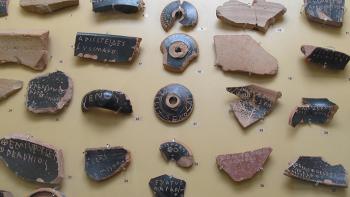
<box><xmin>0</xmin><ymin>134</ymin><xmax>64</xmax><ymax>185</ymax></box>
<box><xmin>289</xmin><ymin>98</ymin><xmax>338</xmax><ymax>127</ymax></box>
<box><xmin>28</xmin><ymin>188</ymin><xmax>65</xmax><ymax>197</ymax></box>
<box><xmin>74</xmin><ymin>32</ymin><xmax>142</xmax><ymax>63</ymax></box>
<box><xmin>92</xmin><ymin>0</ymin><xmax>144</xmax><ymax>13</ymax></box>
<box><xmin>160</xmin><ymin>141</ymin><xmax>194</xmax><ymax>168</ymax></box>
<box><xmin>217</xmin><ymin>147</ymin><xmax>272</xmax><ymax>182</ymax></box>
<box><xmin>160</xmin><ymin>0</ymin><xmax>198</xmax><ymax>31</ymax></box>
<box><xmin>26</xmin><ymin>71</ymin><xmax>73</xmax><ymax>114</ymax></box>
<box><xmin>284</xmin><ymin>156</ymin><xmax>348</xmax><ymax>187</ymax></box>
<box><xmin>81</xmin><ymin>90</ymin><xmax>132</xmax><ymax>115</ymax></box>
<box><xmin>0</xmin><ymin>79</ymin><xmax>23</xmax><ymax>101</ymax></box>
<box><xmin>304</xmin><ymin>0</ymin><xmax>345</xmax><ymax>27</ymax></box>
<box><xmin>227</xmin><ymin>85</ymin><xmax>281</xmax><ymax>128</ymax></box>
<box><xmin>20</xmin><ymin>0</ymin><xmax>79</xmax><ymax>14</ymax></box>
<box><xmin>0</xmin><ymin>30</ymin><xmax>49</xmax><ymax>71</ymax></box>
<box><xmin>0</xmin><ymin>0</ymin><xmax>9</xmax><ymax>16</ymax></box>
<box><xmin>149</xmin><ymin>174</ymin><xmax>186</xmax><ymax>197</ymax></box>
<box><xmin>161</xmin><ymin>33</ymin><xmax>198</xmax><ymax>72</ymax></box>
<box><xmin>301</xmin><ymin>45</ymin><xmax>350</xmax><ymax>70</ymax></box>
<box><xmin>85</xmin><ymin>146</ymin><xmax>131</xmax><ymax>181</ymax></box>
<box><xmin>0</xmin><ymin>191</ymin><xmax>13</xmax><ymax>197</ymax></box>
<box><xmin>154</xmin><ymin>84</ymin><xmax>194</xmax><ymax>124</ymax></box>
<box><xmin>216</xmin><ymin>0</ymin><xmax>286</xmax><ymax>32</ymax></box>
<box><xmin>215</xmin><ymin>35</ymin><xmax>278</xmax><ymax>75</ymax></box>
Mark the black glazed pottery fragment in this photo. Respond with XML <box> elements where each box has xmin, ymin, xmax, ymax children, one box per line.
<box><xmin>149</xmin><ymin>174</ymin><xmax>186</xmax><ymax>197</ymax></box>
<box><xmin>0</xmin><ymin>0</ymin><xmax>9</xmax><ymax>16</ymax></box>
<box><xmin>304</xmin><ymin>0</ymin><xmax>345</xmax><ymax>27</ymax></box>
<box><xmin>160</xmin><ymin>141</ymin><xmax>194</xmax><ymax>168</ymax></box>
<box><xmin>28</xmin><ymin>188</ymin><xmax>65</xmax><ymax>197</ymax></box>
<box><xmin>92</xmin><ymin>0</ymin><xmax>145</xmax><ymax>13</ymax></box>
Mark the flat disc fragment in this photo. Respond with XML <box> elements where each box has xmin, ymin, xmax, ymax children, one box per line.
<box><xmin>154</xmin><ymin>84</ymin><xmax>194</xmax><ymax>123</ymax></box>
<box><xmin>304</xmin><ymin>0</ymin><xmax>345</xmax><ymax>27</ymax></box>
<box><xmin>85</xmin><ymin>146</ymin><xmax>131</xmax><ymax>181</ymax></box>
<box><xmin>289</xmin><ymin>98</ymin><xmax>338</xmax><ymax>127</ymax></box>
<box><xmin>149</xmin><ymin>174</ymin><xmax>186</xmax><ymax>197</ymax></box>
<box><xmin>160</xmin><ymin>0</ymin><xmax>198</xmax><ymax>32</ymax></box>
<box><xmin>0</xmin><ymin>0</ymin><xmax>9</xmax><ymax>16</ymax></box>
<box><xmin>160</xmin><ymin>141</ymin><xmax>194</xmax><ymax>168</ymax></box>
<box><xmin>284</xmin><ymin>156</ymin><xmax>348</xmax><ymax>187</ymax></box>
<box><xmin>161</xmin><ymin>34</ymin><xmax>198</xmax><ymax>72</ymax></box>
<box><xmin>92</xmin><ymin>0</ymin><xmax>145</xmax><ymax>13</ymax></box>
<box><xmin>26</xmin><ymin>71</ymin><xmax>73</xmax><ymax>113</ymax></box>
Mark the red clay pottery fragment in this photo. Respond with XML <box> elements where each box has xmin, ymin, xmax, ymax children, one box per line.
<box><xmin>0</xmin><ymin>0</ymin><xmax>9</xmax><ymax>16</ymax></box>
<box><xmin>20</xmin><ymin>0</ymin><xmax>79</xmax><ymax>14</ymax></box>
<box><xmin>161</xmin><ymin>33</ymin><xmax>198</xmax><ymax>72</ymax></box>
<box><xmin>160</xmin><ymin>140</ymin><xmax>194</xmax><ymax>168</ymax></box>
<box><xmin>284</xmin><ymin>156</ymin><xmax>348</xmax><ymax>187</ymax></box>
<box><xmin>81</xmin><ymin>90</ymin><xmax>132</xmax><ymax>115</ymax></box>
<box><xmin>0</xmin><ymin>191</ymin><xmax>13</xmax><ymax>197</ymax></box>
<box><xmin>85</xmin><ymin>146</ymin><xmax>131</xmax><ymax>181</ymax></box>
<box><xmin>301</xmin><ymin>45</ymin><xmax>350</xmax><ymax>70</ymax></box>
<box><xmin>304</xmin><ymin>0</ymin><xmax>345</xmax><ymax>27</ymax></box>
<box><xmin>28</xmin><ymin>188</ymin><xmax>65</xmax><ymax>197</ymax></box>
<box><xmin>160</xmin><ymin>0</ymin><xmax>198</xmax><ymax>32</ymax></box>
<box><xmin>217</xmin><ymin>147</ymin><xmax>272</xmax><ymax>182</ymax></box>
<box><xmin>92</xmin><ymin>0</ymin><xmax>145</xmax><ymax>13</ymax></box>
<box><xmin>154</xmin><ymin>84</ymin><xmax>194</xmax><ymax>124</ymax></box>
<box><xmin>214</xmin><ymin>35</ymin><xmax>278</xmax><ymax>75</ymax></box>
<box><xmin>289</xmin><ymin>98</ymin><xmax>338</xmax><ymax>127</ymax></box>
<box><xmin>74</xmin><ymin>32</ymin><xmax>142</xmax><ymax>63</ymax></box>
<box><xmin>149</xmin><ymin>174</ymin><xmax>186</xmax><ymax>197</ymax></box>
<box><xmin>0</xmin><ymin>30</ymin><xmax>49</xmax><ymax>71</ymax></box>
<box><xmin>0</xmin><ymin>134</ymin><xmax>64</xmax><ymax>185</ymax></box>
<box><xmin>227</xmin><ymin>85</ymin><xmax>281</xmax><ymax>128</ymax></box>
<box><xmin>0</xmin><ymin>79</ymin><xmax>23</xmax><ymax>101</ymax></box>
<box><xmin>216</xmin><ymin>0</ymin><xmax>286</xmax><ymax>32</ymax></box>
<box><xmin>26</xmin><ymin>71</ymin><xmax>73</xmax><ymax>114</ymax></box>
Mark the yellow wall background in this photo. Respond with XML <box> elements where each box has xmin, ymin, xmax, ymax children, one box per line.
<box><xmin>0</xmin><ymin>0</ymin><xmax>350</xmax><ymax>196</ymax></box>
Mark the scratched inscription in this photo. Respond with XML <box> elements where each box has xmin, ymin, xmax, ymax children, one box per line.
<box><xmin>149</xmin><ymin>175</ymin><xmax>186</xmax><ymax>197</ymax></box>
<box><xmin>160</xmin><ymin>142</ymin><xmax>190</xmax><ymax>161</ymax></box>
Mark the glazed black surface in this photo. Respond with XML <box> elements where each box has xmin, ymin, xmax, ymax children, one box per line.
<box><xmin>0</xmin><ymin>138</ymin><xmax>60</xmax><ymax>184</ymax></box>
<box><xmin>149</xmin><ymin>175</ymin><xmax>186</xmax><ymax>197</ymax></box>
<box><xmin>307</xmin><ymin>47</ymin><xmax>350</xmax><ymax>70</ymax></box>
<box><xmin>178</xmin><ymin>1</ymin><xmax>198</xmax><ymax>26</ymax></box>
<box><xmin>85</xmin><ymin>147</ymin><xmax>129</xmax><ymax>181</ymax></box>
<box><xmin>154</xmin><ymin>84</ymin><xmax>194</xmax><ymax>123</ymax></box>
<box><xmin>81</xmin><ymin>90</ymin><xmax>132</xmax><ymax>114</ymax></box>
<box><xmin>74</xmin><ymin>32</ymin><xmax>140</xmax><ymax>63</ymax></box>
<box><xmin>160</xmin><ymin>142</ymin><xmax>190</xmax><ymax>161</ymax></box>
<box><xmin>305</xmin><ymin>0</ymin><xmax>345</xmax><ymax>25</ymax></box>
<box><xmin>291</xmin><ymin>98</ymin><xmax>338</xmax><ymax>127</ymax></box>
<box><xmin>285</xmin><ymin>156</ymin><xmax>347</xmax><ymax>187</ymax></box>
<box><xmin>26</xmin><ymin>71</ymin><xmax>70</xmax><ymax>110</ymax></box>
<box><xmin>162</xmin><ymin>34</ymin><xmax>198</xmax><ymax>71</ymax></box>
<box><xmin>0</xmin><ymin>0</ymin><xmax>8</xmax><ymax>16</ymax></box>
<box><xmin>92</xmin><ymin>0</ymin><xmax>143</xmax><ymax>13</ymax></box>
<box><xmin>160</xmin><ymin>0</ymin><xmax>180</xmax><ymax>31</ymax></box>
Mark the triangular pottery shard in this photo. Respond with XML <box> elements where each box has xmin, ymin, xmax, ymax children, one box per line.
<box><xmin>20</xmin><ymin>0</ymin><xmax>79</xmax><ymax>14</ymax></box>
<box><xmin>0</xmin><ymin>134</ymin><xmax>64</xmax><ymax>185</ymax></box>
<box><xmin>0</xmin><ymin>30</ymin><xmax>49</xmax><ymax>71</ymax></box>
<box><xmin>215</xmin><ymin>35</ymin><xmax>278</xmax><ymax>75</ymax></box>
<box><xmin>304</xmin><ymin>0</ymin><xmax>345</xmax><ymax>27</ymax></box>
<box><xmin>284</xmin><ymin>156</ymin><xmax>348</xmax><ymax>187</ymax></box>
<box><xmin>0</xmin><ymin>79</ymin><xmax>23</xmax><ymax>101</ymax></box>
<box><xmin>301</xmin><ymin>45</ymin><xmax>350</xmax><ymax>70</ymax></box>
<box><xmin>217</xmin><ymin>147</ymin><xmax>272</xmax><ymax>182</ymax></box>
<box><xmin>289</xmin><ymin>98</ymin><xmax>338</xmax><ymax>128</ymax></box>
<box><xmin>216</xmin><ymin>0</ymin><xmax>286</xmax><ymax>32</ymax></box>
<box><xmin>85</xmin><ymin>146</ymin><xmax>131</xmax><ymax>181</ymax></box>
<box><xmin>227</xmin><ymin>85</ymin><xmax>282</xmax><ymax>128</ymax></box>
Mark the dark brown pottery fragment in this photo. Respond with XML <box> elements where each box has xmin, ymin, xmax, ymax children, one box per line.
<box><xmin>0</xmin><ymin>79</ymin><xmax>23</xmax><ymax>101</ymax></box>
<box><xmin>149</xmin><ymin>174</ymin><xmax>186</xmax><ymax>197</ymax></box>
<box><xmin>216</xmin><ymin>147</ymin><xmax>272</xmax><ymax>182</ymax></box>
<box><xmin>74</xmin><ymin>32</ymin><xmax>142</xmax><ymax>63</ymax></box>
<box><xmin>85</xmin><ymin>146</ymin><xmax>130</xmax><ymax>181</ymax></box>
<box><xmin>81</xmin><ymin>89</ymin><xmax>132</xmax><ymax>115</ymax></box>
<box><xmin>160</xmin><ymin>0</ymin><xmax>198</xmax><ymax>32</ymax></box>
<box><xmin>284</xmin><ymin>156</ymin><xmax>348</xmax><ymax>187</ymax></box>
<box><xmin>0</xmin><ymin>0</ymin><xmax>9</xmax><ymax>16</ymax></box>
<box><xmin>20</xmin><ymin>0</ymin><xmax>79</xmax><ymax>14</ymax></box>
<box><xmin>160</xmin><ymin>33</ymin><xmax>198</xmax><ymax>72</ymax></box>
<box><xmin>92</xmin><ymin>0</ymin><xmax>144</xmax><ymax>13</ymax></box>
<box><xmin>304</xmin><ymin>0</ymin><xmax>345</xmax><ymax>27</ymax></box>
<box><xmin>160</xmin><ymin>141</ymin><xmax>193</xmax><ymax>168</ymax></box>
<box><xmin>0</xmin><ymin>134</ymin><xmax>64</xmax><ymax>185</ymax></box>
<box><xmin>301</xmin><ymin>45</ymin><xmax>350</xmax><ymax>70</ymax></box>
<box><xmin>154</xmin><ymin>84</ymin><xmax>194</xmax><ymax>124</ymax></box>
<box><xmin>28</xmin><ymin>188</ymin><xmax>65</xmax><ymax>197</ymax></box>
<box><xmin>0</xmin><ymin>190</ymin><xmax>13</xmax><ymax>197</ymax></box>
<box><xmin>227</xmin><ymin>85</ymin><xmax>281</xmax><ymax>128</ymax></box>
<box><xmin>26</xmin><ymin>71</ymin><xmax>73</xmax><ymax>114</ymax></box>
<box><xmin>289</xmin><ymin>98</ymin><xmax>338</xmax><ymax>127</ymax></box>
